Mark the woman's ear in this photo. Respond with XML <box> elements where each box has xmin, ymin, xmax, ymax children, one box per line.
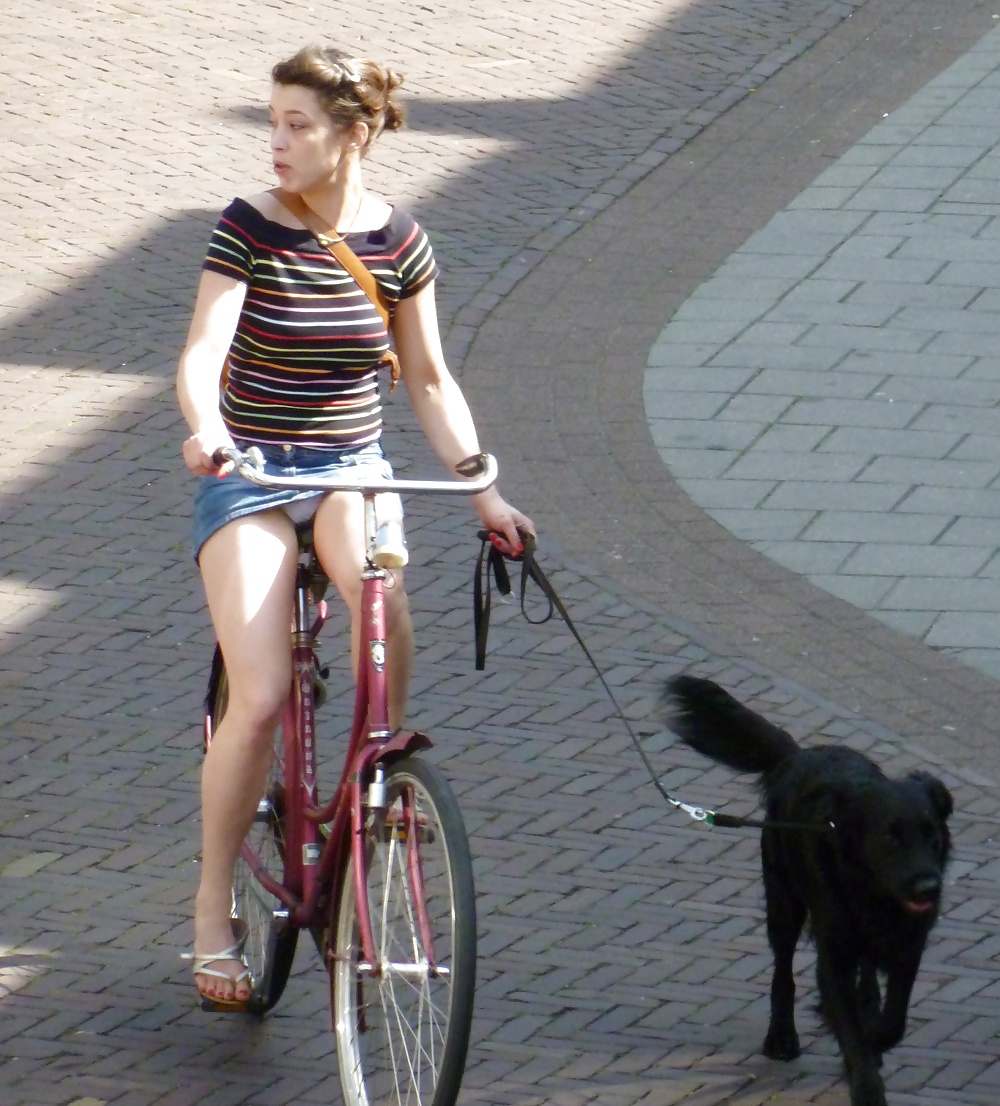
<box><xmin>347</xmin><ymin>121</ymin><xmax>370</xmax><ymax>150</ymax></box>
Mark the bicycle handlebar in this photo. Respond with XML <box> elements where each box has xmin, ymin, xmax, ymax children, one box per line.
<box><xmin>212</xmin><ymin>445</ymin><xmax>499</xmax><ymax>496</ymax></box>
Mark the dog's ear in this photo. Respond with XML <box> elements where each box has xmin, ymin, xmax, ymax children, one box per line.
<box><xmin>793</xmin><ymin>782</ymin><xmax>843</xmax><ymax>835</ymax></box>
<box><xmin>909</xmin><ymin>771</ymin><xmax>953</xmax><ymax>821</ymax></box>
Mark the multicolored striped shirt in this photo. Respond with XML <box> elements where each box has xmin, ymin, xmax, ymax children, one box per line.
<box><xmin>202</xmin><ymin>198</ymin><xmax>438</xmax><ymax>449</ymax></box>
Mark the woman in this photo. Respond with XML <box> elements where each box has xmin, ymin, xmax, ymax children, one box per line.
<box><xmin>177</xmin><ymin>44</ymin><xmax>534</xmax><ymax>1008</ymax></box>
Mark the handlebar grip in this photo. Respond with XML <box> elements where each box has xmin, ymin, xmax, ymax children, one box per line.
<box><xmin>212</xmin><ymin>448</ymin><xmax>228</xmax><ymax>467</ymax></box>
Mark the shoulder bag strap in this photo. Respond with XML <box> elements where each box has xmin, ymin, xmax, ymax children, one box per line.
<box><xmin>270</xmin><ymin>188</ymin><xmax>401</xmax><ymax>390</ymax></box>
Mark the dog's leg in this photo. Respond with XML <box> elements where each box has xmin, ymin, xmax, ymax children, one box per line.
<box><xmin>816</xmin><ymin>948</ymin><xmax>887</xmax><ymax>1106</ymax></box>
<box><xmin>871</xmin><ymin>954</ymin><xmax>920</xmax><ymax>1054</ymax></box>
<box><xmin>857</xmin><ymin>960</ymin><xmax>881</xmax><ymax>1032</ymax></box>
<box><xmin>761</xmin><ymin>845</ymin><xmax>804</xmax><ymax>1062</ymax></box>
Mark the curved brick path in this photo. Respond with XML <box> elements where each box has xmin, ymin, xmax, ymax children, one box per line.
<box><xmin>3</xmin><ymin>2</ymin><xmax>1000</xmax><ymax>1105</ymax></box>
<box><xmin>645</xmin><ymin>23</ymin><xmax>1000</xmax><ymax>686</ymax></box>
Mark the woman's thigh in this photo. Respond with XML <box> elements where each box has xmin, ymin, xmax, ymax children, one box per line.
<box><xmin>198</xmin><ymin>509</ymin><xmax>298</xmax><ymax>712</ymax></box>
<box><xmin>313</xmin><ymin>492</ymin><xmax>406</xmax><ymax>614</ymax></box>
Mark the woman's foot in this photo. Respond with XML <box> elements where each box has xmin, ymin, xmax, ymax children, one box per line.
<box><xmin>188</xmin><ymin>914</ymin><xmax>252</xmax><ymax>1008</ymax></box>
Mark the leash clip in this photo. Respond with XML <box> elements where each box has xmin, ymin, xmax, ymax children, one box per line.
<box><xmin>670</xmin><ymin>798</ymin><xmax>711</xmax><ymax>823</ymax></box>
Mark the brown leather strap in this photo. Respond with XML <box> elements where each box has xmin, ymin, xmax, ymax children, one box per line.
<box><xmin>270</xmin><ymin>188</ymin><xmax>401</xmax><ymax>389</ymax></box>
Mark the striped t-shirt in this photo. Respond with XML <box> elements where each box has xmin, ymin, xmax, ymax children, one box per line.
<box><xmin>202</xmin><ymin>198</ymin><xmax>439</xmax><ymax>449</ymax></box>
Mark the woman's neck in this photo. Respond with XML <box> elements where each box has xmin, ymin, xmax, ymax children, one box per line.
<box><xmin>299</xmin><ymin>174</ymin><xmax>365</xmax><ymax>234</ymax></box>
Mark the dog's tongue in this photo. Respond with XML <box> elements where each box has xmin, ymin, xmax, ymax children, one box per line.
<box><xmin>905</xmin><ymin>900</ymin><xmax>934</xmax><ymax>915</ymax></box>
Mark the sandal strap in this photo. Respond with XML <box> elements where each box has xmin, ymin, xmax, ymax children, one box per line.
<box><xmin>180</xmin><ymin>917</ymin><xmax>250</xmax><ymax>969</ymax></box>
<box><xmin>181</xmin><ymin>942</ymin><xmax>248</xmax><ymax>972</ymax></box>
<box><xmin>192</xmin><ymin>962</ymin><xmax>252</xmax><ymax>985</ymax></box>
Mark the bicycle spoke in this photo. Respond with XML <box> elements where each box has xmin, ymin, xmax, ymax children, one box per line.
<box><xmin>382</xmin><ymin>823</ymin><xmax>422</xmax><ymax>970</ymax></box>
<box><xmin>332</xmin><ymin>757</ymin><xmax>475</xmax><ymax>1106</ymax></box>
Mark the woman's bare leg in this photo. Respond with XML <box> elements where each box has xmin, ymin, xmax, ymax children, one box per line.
<box><xmin>314</xmin><ymin>491</ymin><xmax>413</xmax><ymax>729</ymax></box>
<box><xmin>194</xmin><ymin>509</ymin><xmax>298</xmax><ymax>1003</ymax></box>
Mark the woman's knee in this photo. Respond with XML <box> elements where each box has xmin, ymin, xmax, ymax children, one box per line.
<box><xmin>338</xmin><ymin>571</ymin><xmax>409</xmax><ymax>634</ymax></box>
<box><xmin>223</xmin><ymin>669</ymin><xmax>290</xmax><ymax>735</ymax></box>
<box><xmin>384</xmin><ymin>573</ymin><xmax>411</xmax><ymax>628</ymax></box>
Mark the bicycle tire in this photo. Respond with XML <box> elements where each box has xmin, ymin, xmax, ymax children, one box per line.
<box><xmin>208</xmin><ymin>661</ymin><xmax>299</xmax><ymax>1015</ymax></box>
<box><xmin>331</xmin><ymin>755</ymin><xmax>477</xmax><ymax>1106</ymax></box>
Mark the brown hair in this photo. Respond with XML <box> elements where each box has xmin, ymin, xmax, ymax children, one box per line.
<box><xmin>271</xmin><ymin>45</ymin><xmax>405</xmax><ymax>148</ymax></box>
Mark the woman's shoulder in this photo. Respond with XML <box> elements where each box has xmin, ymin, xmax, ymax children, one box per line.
<box><xmin>357</xmin><ymin>205</ymin><xmax>430</xmax><ymax>257</ymax></box>
<box><xmin>240</xmin><ymin>190</ymin><xmax>309</xmax><ymax>228</ymax></box>
<box><xmin>216</xmin><ymin>192</ymin><xmax>312</xmax><ymax>241</ymax></box>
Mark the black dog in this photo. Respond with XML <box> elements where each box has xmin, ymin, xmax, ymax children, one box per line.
<box><xmin>665</xmin><ymin>675</ymin><xmax>952</xmax><ymax>1106</ymax></box>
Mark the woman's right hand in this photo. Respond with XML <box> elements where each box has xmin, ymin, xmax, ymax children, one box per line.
<box><xmin>183</xmin><ymin>431</ymin><xmax>235</xmax><ymax>477</ymax></box>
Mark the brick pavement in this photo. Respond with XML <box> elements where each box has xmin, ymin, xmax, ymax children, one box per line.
<box><xmin>645</xmin><ymin>21</ymin><xmax>1000</xmax><ymax>685</ymax></box>
<box><xmin>3</xmin><ymin>1</ymin><xmax>1000</xmax><ymax>1105</ymax></box>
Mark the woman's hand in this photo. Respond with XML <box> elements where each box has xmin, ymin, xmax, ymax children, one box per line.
<box><xmin>183</xmin><ymin>430</ymin><xmax>235</xmax><ymax>477</ymax></box>
<box><xmin>473</xmin><ymin>488</ymin><xmax>536</xmax><ymax>557</ymax></box>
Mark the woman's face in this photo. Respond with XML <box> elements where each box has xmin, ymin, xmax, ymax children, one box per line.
<box><xmin>269</xmin><ymin>83</ymin><xmax>357</xmax><ymax>193</ymax></box>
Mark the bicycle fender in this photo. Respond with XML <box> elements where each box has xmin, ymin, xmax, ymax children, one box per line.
<box><xmin>375</xmin><ymin>729</ymin><xmax>433</xmax><ymax>764</ymax></box>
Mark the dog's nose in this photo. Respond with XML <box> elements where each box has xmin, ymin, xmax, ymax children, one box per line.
<box><xmin>911</xmin><ymin>875</ymin><xmax>941</xmax><ymax>899</ymax></box>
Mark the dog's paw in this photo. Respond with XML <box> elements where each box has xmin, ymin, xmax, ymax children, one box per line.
<box><xmin>763</xmin><ymin>1027</ymin><xmax>800</xmax><ymax>1062</ymax></box>
<box><xmin>848</xmin><ymin>1072</ymin><xmax>887</xmax><ymax>1106</ymax></box>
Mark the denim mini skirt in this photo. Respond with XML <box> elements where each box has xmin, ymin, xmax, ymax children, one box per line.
<box><xmin>192</xmin><ymin>440</ymin><xmax>396</xmax><ymax>561</ymax></box>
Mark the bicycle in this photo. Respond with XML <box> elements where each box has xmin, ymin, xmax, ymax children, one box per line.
<box><xmin>203</xmin><ymin>444</ymin><xmax>495</xmax><ymax>1106</ymax></box>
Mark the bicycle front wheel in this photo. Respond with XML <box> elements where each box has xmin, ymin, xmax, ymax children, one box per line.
<box><xmin>331</xmin><ymin>755</ymin><xmax>476</xmax><ymax>1106</ymax></box>
<box><xmin>209</xmin><ymin>658</ymin><xmax>299</xmax><ymax>1014</ymax></box>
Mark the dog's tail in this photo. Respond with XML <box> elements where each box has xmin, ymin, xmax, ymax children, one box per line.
<box><xmin>665</xmin><ymin>675</ymin><xmax>798</xmax><ymax>774</ymax></box>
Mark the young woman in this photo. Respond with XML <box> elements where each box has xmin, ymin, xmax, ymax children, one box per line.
<box><xmin>177</xmin><ymin>44</ymin><xmax>534</xmax><ymax>1008</ymax></box>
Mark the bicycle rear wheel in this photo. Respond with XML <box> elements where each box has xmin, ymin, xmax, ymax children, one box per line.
<box><xmin>208</xmin><ymin>656</ymin><xmax>298</xmax><ymax>1014</ymax></box>
<box><xmin>331</xmin><ymin>755</ymin><xmax>476</xmax><ymax>1106</ymax></box>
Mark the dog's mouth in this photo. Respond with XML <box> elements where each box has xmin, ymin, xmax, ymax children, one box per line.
<box><xmin>904</xmin><ymin>899</ymin><xmax>936</xmax><ymax>915</ymax></box>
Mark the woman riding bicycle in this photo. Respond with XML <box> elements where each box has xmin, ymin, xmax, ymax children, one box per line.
<box><xmin>176</xmin><ymin>43</ymin><xmax>534</xmax><ymax>1009</ymax></box>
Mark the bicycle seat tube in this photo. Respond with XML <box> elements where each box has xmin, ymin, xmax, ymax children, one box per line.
<box><xmin>290</xmin><ymin>540</ymin><xmax>326</xmax><ymax>905</ymax></box>
<box><xmin>359</xmin><ymin>492</ymin><xmax>392</xmax><ymax>742</ymax></box>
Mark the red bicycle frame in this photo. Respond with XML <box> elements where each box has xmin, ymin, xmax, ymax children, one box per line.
<box><xmin>206</xmin><ymin>447</ymin><xmax>498</xmax><ymax>980</ymax></box>
<box><xmin>224</xmin><ymin>498</ymin><xmax>433</xmax><ymax>971</ymax></box>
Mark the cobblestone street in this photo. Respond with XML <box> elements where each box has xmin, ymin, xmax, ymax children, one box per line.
<box><xmin>3</xmin><ymin>1</ymin><xmax>1000</xmax><ymax>1104</ymax></box>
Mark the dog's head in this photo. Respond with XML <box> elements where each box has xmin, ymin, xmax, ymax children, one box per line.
<box><xmin>845</xmin><ymin>771</ymin><xmax>952</xmax><ymax>918</ymax></box>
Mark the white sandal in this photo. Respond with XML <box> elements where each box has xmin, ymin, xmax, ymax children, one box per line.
<box><xmin>182</xmin><ymin>918</ymin><xmax>253</xmax><ymax>1011</ymax></box>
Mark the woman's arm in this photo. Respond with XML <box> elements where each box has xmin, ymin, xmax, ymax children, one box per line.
<box><xmin>393</xmin><ymin>281</ymin><xmax>535</xmax><ymax>552</ymax></box>
<box><xmin>176</xmin><ymin>270</ymin><xmax>249</xmax><ymax>477</ymax></box>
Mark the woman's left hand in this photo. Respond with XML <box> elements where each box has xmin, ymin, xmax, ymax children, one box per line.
<box><xmin>473</xmin><ymin>490</ymin><xmax>536</xmax><ymax>557</ymax></box>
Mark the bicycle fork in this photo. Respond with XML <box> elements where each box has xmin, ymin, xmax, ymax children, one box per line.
<box><xmin>348</xmin><ymin>557</ymin><xmax>389</xmax><ymax>972</ymax></box>
<box><xmin>346</xmin><ymin>553</ymin><xmax>441</xmax><ymax>984</ymax></box>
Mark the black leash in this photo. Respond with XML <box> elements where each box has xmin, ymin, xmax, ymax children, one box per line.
<box><xmin>473</xmin><ymin>531</ymin><xmax>834</xmax><ymax>834</ymax></box>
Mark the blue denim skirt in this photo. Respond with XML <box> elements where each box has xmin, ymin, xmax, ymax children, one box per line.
<box><xmin>192</xmin><ymin>440</ymin><xmax>396</xmax><ymax>560</ymax></box>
